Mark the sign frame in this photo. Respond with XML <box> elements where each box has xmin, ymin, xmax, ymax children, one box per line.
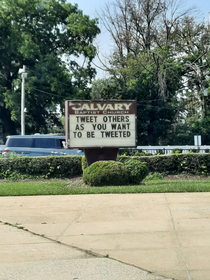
<box><xmin>65</xmin><ymin>100</ymin><xmax>137</xmax><ymax>149</ymax></box>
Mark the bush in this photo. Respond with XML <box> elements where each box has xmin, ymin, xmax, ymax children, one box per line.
<box><xmin>171</xmin><ymin>149</ymin><xmax>183</xmax><ymax>155</ymax></box>
<box><xmin>118</xmin><ymin>148</ymin><xmax>148</xmax><ymax>156</ymax></box>
<box><xmin>143</xmin><ymin>172</ymin><xmax>163</xmax><ymax>181</ymax></box>
<box><xmin>0</xmin><ymin>156</ymin><xmax>83</xmax><ymax>179</ymax></box>
<box><xmin>2</xmin><ymin>153</ymin><xmax>210</xmax><ymax>181</ymax></box>
<box><xmin>123</xmin><ymin>159</ymin><xmax>149</xmax><ymax>184</ymax></box>
<box><xmin>83</xmin><ymin>159</ymin><xmax>149</xmax><ymax>186</ymax></box>
<box><xmin>119</xmin><ymin>154</ymin><xmax>210</xmax><ymax>175</ymax></box>
<box><xmin>81</xmin><ymin>156</ymin><xmax>88</xmax><ymax>171</ymax></box>
<box><xmin>83</xmin><ymin>160</ymin><xmax>128</xmax><ymax>186</ymax></box>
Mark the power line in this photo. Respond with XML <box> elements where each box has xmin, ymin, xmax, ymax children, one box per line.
<box><xmin>136</xmin><ymin>103</ymin><xmax>179</xmax><ymax>110</ymax></box>
<box><xmin>34</xmin><ymin>88</ymin><xmax>68</xmax><ymax>98</ymax></box>
<box><xmin>136</xmin><ymin>98</ymin><xmax>176</xmax><ymax>103</ymax></box>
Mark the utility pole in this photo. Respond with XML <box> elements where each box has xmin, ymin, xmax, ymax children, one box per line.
<box><xmin>20</xmin><ymin>65</ymin><xmax>27</xmax><ymax>135</ymax></box>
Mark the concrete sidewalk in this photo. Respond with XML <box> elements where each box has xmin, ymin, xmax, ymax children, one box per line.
<box><xmin>0</xmin><ymin>193</ymin><xmax>210</xmax><ymax>280</ymax></box>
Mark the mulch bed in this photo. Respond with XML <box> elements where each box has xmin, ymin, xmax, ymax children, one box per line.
<box><xmin>163</xmin><ymin>174</ymin><xmax>210</xmax><ymax>180</ymax></box>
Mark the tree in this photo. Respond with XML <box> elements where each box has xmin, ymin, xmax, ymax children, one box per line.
<box><xmin>120</xmin><ymin>48</ymin><xmax>182</xmax><ymax>145</ymax></box>
<box><xmin>99</xmin><ymin>0</ymin><xmax>210</xmax><ymax>145</ymax></box>
<box><xmin>91</xmin><ymin>77</ymin><xmax>122</xmax><ymax>100</ymax></box>
<box><xmin>171</xmin><ymin>16</ymin><xmax>210</xmax><ymax>145</ymax></box>
<box><xmin>0</xmin><ymin>0</ymin><xmax>100</xmax><ymax>142</ymax></box>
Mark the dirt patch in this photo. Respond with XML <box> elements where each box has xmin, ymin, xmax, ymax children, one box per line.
<box><xmin>163</xmin><ymin>174</ymin><xmax>210</xmax><ymax>180</ymax></box>
<box><xmin>66</xmin><ymin>177</ymin><xmax>86</xmax><ymax>187</ymax></box>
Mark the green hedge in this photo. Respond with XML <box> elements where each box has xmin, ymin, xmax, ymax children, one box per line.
<box><xmin>118</xmin><ymin>154</ymin><xmax>210</xmax><ymax>175</ymax></box>
<box><xmin>1</xmin><ymin>153</ymin><xmax>210</xmax><ymax>180</ymax></box>
<box><xmin>0</xmin><ymin>156</ymin><xmax>82</xmax><ymax>179</ymax></box>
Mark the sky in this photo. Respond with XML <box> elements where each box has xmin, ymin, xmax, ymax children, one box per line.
<box><xmin>68</xmin><ymin>0</ymin><xmax>210</xmax><ymax>78</ymax></box>
<box><xmin>71</xmin><ymin>0</ymin><xmax>210</xmax><ymax>19</ymax></box>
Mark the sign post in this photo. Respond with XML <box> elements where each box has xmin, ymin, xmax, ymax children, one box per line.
<box><xmin>65</xmin><ymin>100</ymin><xmax>137</xmax><ymax>165</ymax></box>
<box><xmin>194</xmin><ymin>135</ymin><xmax>201</xmax><ymax>149</ymax></box>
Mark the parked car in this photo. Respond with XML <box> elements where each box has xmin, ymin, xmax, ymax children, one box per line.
<box><xmin>2</xmin><ymin>134</ymin><xmax>84</xmax><ymax>158</ymax></box>
<box><xmin>0</xmin><ymin>145</ymin><xmax>5</xmax><ymax>155</ymax></box>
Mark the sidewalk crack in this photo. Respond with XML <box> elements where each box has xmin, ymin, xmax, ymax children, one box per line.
<box><xmin>56</xmin><ymin>194</ymin><xmax>96</xmax><ymax>241</ymax></box>
<box><xmin>164</xmin><ymin>194</ymin><xmax>192</xmax><ymax>280</ymax></box>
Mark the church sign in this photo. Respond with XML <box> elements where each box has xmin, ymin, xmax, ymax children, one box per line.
<box><xmin>65</xmin><ymin>100</ymin><xmax>137</xmax><ymax>149</ymax></box>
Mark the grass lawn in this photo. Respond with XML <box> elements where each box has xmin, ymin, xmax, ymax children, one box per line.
<box><xmin>0</xmin><ymin>176</ymin><xmax>210</xmax><ymax>196</ymax></box>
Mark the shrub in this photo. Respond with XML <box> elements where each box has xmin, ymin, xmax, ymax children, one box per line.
<box><xmin>2</xmin><ymin>153</ymin><xmax>210</xmax><ymax>181</ymax></box>
<box><xmin>83</xmin><ymin>160</ymin><xmax>128</xmax><ymax>186</ymax></box>
<box><xmin>119</xmin><ymin>154</ymin><xmax>210</xmax><ymax>175</ymax></box>
<box><xmin>81</xmin><ymin>156</ymin><xmax>88</xmax><ymax>171</ymax></box>
<box><xmin>171</xmin><ymin>149</ymin><xmax>183</xmax><ymax>155</ymax></box>
<box><xmin>123</xmin><ymin>159</ymin><xmax>149</xmax><ymax>184</ymax></box>
<box><xmin>143</xmin><ymin>172</ymin><xmax>163</xmax><ymax>182</ymax></box>
<box><xmin>118</xmin><ymin>148</ymin><xmax>146</xmax><ymax>156</ymax></box>
<box><xmin>0</xmin><ymin>156</ymin><xmax>83</xmax><ymax>179</ymax></box>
